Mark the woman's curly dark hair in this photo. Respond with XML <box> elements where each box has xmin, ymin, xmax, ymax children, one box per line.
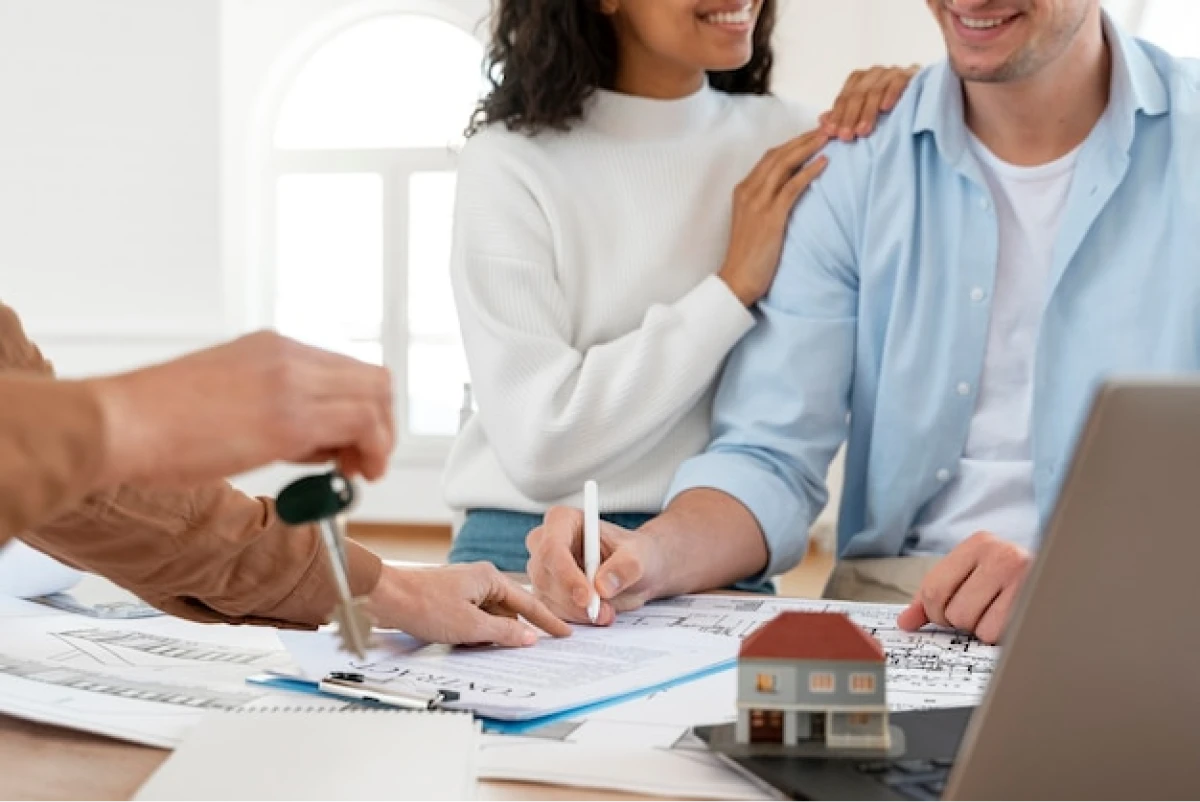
<box><xmin>466</xmin><ymin>0</ymin><xmax>776</xmax><ymax>137</ymax></box>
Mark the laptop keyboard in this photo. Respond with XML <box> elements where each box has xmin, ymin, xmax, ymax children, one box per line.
<box><xmin>855</xmin><ymin>758</ymin><xmax>953</xmax><ymax>800</ymax></box>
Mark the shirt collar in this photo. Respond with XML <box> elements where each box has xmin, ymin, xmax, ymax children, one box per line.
<box><xmin>912</xmin><ymin>9</ymin><xmax>1169</xmax><ymax>166</ymax></box>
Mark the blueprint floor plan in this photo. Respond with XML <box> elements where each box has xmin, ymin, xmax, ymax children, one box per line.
<box><xmin>0</xmin><ymin>596</ymin><xmax>291</xmax><ymax>747</ymax></box>
<box><xmin>613</xmin><ymin>594</ymin><xmax>995</xmax><ymax>710</ymax></box>
<box><xmin>0</xmin><ymin>584</ymin><xmax>996</xmax><ymax>766</ymax></box>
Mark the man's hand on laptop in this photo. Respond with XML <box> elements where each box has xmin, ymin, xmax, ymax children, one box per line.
<box><xmin>897</xmin><ymin>532</ymin><xmax>1032</xmax><ymax>644</ymax></box>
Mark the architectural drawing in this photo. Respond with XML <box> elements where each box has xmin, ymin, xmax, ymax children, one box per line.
<box><xmin>49</xmin><ymin>628</ymin><xmax>280</xmax><ymax>668</ymax></box>
<box><xmin>0</xmin><ymin>652</ymin><xmax>260</xmax><ymax>709</ymax></box>
<box><xmin>0</xmin><ymin>606</ymin><xmax>289</xmax><ymax>747</ymax></box>
<box><xmin>614</xmin><ymin>595</ymin><xmax>997</xmax><ymax>711</ymax></box>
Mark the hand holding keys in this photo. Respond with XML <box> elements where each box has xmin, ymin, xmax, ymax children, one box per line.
<box><xmin>277</xmin><ymin>471</ymin><xmax>374</xmax><ymax>659</ymax></box>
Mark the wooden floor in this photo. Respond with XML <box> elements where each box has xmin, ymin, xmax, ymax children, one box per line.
<box><xmin>347</xmin><ymin>523</ymin><xmax>835</xmax><ymax>599</ymax></box>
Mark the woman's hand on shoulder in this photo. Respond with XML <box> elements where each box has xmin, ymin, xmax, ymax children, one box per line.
<box><xmin>820</xmin><ymin>64</ymin><xmax>920</xmax><ymax>142</ymax></box>
<box><xmin>718</xmin><ymin>130</ymin><xmax>830</xmax><ymax>307</ymax></box>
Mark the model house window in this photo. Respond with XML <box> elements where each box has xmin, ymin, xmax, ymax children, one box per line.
<box><xmin>809</xmin><ymin>672</ymin><xmax>835</xmax><ymax>693</ymax></box>
<box><xmin>848</xmin><ymin>713</ymin><xmax>872</xmax><ymax>726</ymax></box>
<box><xmin>267</xmin><ymin>12</ymin><xmax>484</xmax><ymax>453</ymax></box>
<box><xmin>850</xmin><ymin>673</ymin><xmax>876</xmax><ymax>694</ymax></box>
<box><xmin>755</xmin><ymin>673</ymin><xmax>777</xmax><ymax>693</ymax></box>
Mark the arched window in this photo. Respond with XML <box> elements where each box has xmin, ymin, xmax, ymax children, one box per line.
<box><xmin>264</xmin><ymin>8</ymin><xmax>484</xmax><ymax>457</ymax></box>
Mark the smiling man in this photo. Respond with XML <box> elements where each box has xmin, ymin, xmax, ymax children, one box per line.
<box><xmin>527</xmin><ymin>0</ymin><xmax>1200</xmax><ymax>644</ymax></box>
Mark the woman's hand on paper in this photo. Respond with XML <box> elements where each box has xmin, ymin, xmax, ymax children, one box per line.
<box><xmin>366</xmin><ymin>563</ymin><xmax>572</xmax><ymax>647</ymax></box>
<box><xmin>526</xmin><ymin>506</ymin><xmax>665</xmax><ymax>625</ymax></box>
<box><xmin>820</xmin><ymin>64</ymin><xmax>920</xmax><ymax>141</ymax></box>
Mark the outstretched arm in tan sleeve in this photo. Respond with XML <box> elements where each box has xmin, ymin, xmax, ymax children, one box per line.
<box><xmin>0</xmin><ymin>303</ymin><xmax>380</xmax><ymax>627</ymax></box>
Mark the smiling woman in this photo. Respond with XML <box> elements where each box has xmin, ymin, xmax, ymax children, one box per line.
<box><xmin>467</xmin><ymin>0</ymin><xmax>777</xmax><ymax>135</ymax></box>
<box><xmin>443</xmin><ymin>0</ymin><xmax>919</xmax><ymax>581</ymax></box>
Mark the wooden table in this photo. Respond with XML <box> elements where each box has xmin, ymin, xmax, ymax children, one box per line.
<box><xmin>0</xmin><ymin>714</ymin><xmax>647</xmax><ymax>801</ymax></box>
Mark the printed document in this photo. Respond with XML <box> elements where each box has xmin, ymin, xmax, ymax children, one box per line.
<box><xmin>279</xmin><ymin>623</ymin><xmax>735</xmax><ymax>721</ymax></box>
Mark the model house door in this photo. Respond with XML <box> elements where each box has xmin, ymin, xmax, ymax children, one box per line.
<box><xmin>750</xmin><ymin>709</ymin><xmax>784</xmax><ymax>743</ymax></box>
<box><xmin>812</xmin><ymin>712</ymin><xmax>826</xmax><ymax>741</ymax></box>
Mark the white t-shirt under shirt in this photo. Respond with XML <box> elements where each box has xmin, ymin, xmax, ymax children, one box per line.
<box><xmin>444</xmin><ymin>85</ymin><xmax>815</xmax><ymax>515</ymax></box>
<box><xmin>910</xmin><ymin>134</ymin><xmax>1082</xmax><ymax>555</ymax></box>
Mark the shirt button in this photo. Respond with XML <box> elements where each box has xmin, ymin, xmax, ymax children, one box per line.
<box><xmin>970</xmin><ymin>287</ymin><xmax>985</xmax><ymax>303</ymax></box>
<box><xmin>956</xmin><ymin>382</ymin><xmax>971</xmax><ymax>396</ymax></box>
<box><xmin>980</xmin><ymin>197</ymin><xmax>991</xmax><ymax>211</ymax></box>
<box><xmin>936</xmin><ymin>469</ymin><xmax>951</xmax><ymax>482</ymax></box>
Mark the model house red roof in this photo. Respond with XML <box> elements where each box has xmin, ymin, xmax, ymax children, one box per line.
<box><xmin>739</xmin><ymin>612</ymin><xmax>885</xmax><ymax>662</ymax></box>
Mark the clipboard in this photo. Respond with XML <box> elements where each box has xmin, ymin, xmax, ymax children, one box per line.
<box><xmin>247</xmin><ymin>658</ymin><xmax>736</xmax><ymax>734</ymax></box>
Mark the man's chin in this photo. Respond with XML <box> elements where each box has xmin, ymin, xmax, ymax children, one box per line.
<box><xmin>948</xmin><ymin>55</ymin><xmax>1025</xmax><ymax>84</ymax></box>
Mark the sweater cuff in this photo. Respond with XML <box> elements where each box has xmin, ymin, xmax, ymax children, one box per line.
<box><xmin>675</xmin><ymin>275</ymin><xmax>756</xmax><ymax>355</ymax></box>
<box><xmin>666</xmin><ymin>451</ymin><xmax>812</xmax><ymax>580</ymax></box>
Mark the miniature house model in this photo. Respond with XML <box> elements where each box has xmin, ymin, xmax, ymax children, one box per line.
<box><xmin>736</xmin><ymin>612</ymin><xmax>890</xmax><ymax>750</ymax></box>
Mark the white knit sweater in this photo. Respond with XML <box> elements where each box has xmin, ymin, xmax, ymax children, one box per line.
<box><xmin>444</xmin><ymin>83</ymin><xmax>816</xmax><ymax>515</ymax></box>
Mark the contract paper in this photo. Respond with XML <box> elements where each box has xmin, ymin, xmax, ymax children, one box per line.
<box><xmin>0</xmin><ymin>596</ymin><xmax>289</xmax><ymax>747</ymax></box>
<box><xmin>279</xmin><ymin>623</ymin><xmax>736</xmax><ymax>721</ymax></box>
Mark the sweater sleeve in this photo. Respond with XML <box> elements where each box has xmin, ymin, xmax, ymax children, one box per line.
<box><xmin>0</xmin><ymin>302</ymin><xmax>381</xmax><ymax>628</ymax></box>
<box><xmin>450</xmin><ymin>135</ymin><xmax>755</xmax><ymax>502</ymax></box>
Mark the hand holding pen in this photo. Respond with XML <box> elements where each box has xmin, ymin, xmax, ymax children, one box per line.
<box><xmin>527</xmin><ymin>481</ymin><xmax>666</xmax><ymax>625</ymax></box>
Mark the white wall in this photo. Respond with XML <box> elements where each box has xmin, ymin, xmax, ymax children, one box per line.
<box><xmin>774</xmin><ymin>0</ymin><xmax>946</xmax><ymax>107</ymax></box>
<box><xmin>0</xmin><ymin>0</ymin><xmax>224</xmax><ymax>377</ymax></box>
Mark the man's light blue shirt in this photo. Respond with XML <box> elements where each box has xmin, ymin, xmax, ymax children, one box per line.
<box><xmin>668</xmin><ymin>19</ymin><xmax>1200</xmax><ymax>576</ymax></box>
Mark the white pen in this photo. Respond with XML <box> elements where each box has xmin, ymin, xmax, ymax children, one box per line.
<box><xmin>583</xmin><ymin>480</ymin><xmax>601</xmax><ymax>623</ymax></box>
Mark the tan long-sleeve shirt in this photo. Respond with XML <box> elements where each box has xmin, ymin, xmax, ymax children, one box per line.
<box><xmin>0</xmin><ymin>303</ymin><xmax>381</xmax><ymax>627</ymax></box>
